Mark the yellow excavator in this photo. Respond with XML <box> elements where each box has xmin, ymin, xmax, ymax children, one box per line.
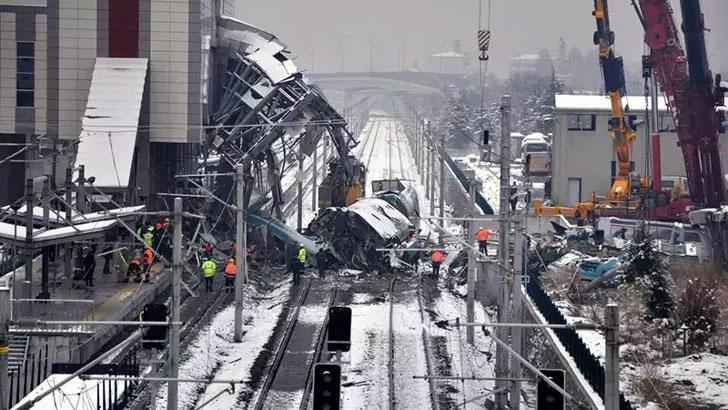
<box><xmin>536</xmin><ymin>0</ymin><xmax>645</xmax><ymax>222</ymax></box>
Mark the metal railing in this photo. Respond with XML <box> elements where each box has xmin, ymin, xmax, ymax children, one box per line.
<box><xmin>526</xmin><ymin>272</ymin><xmax>635</xmax><ymax>410</ymax></box>
<box><xmin>11</xmin><ymin>298</ymin><xmax>95</xmax><ymax>333</ymax></box>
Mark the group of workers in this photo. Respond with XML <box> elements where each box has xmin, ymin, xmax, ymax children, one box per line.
<box><xmin>428</xmin><ymin>227</ymin><xmax>492</xmax><ymax>277</ymax></box>
<box><xmin>200</xmin><ymin>240</ymin><xmax>241</xmax><ymax>292</ymax></box>
<box><xmin>124</xmin><ymin>218</ymin><xmax>172</xmax><ymax>283</ymax></box>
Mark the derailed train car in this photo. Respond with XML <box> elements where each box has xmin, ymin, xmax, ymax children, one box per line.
<box><xmin>308</xmin><ymin>179</ymin><xmax>420</xmax><ymax>270</ymax></box>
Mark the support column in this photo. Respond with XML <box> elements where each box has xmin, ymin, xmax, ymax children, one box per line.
<box><xmin>420</xmin><ymin>120</ymin><xmax>426</xmax><ymax>186</ymax></box>
<box><xmin>0</xmin><ymin>287</ymin><xmax>8</xmax><ymax>410</ymax></box>
<box><xmin>312</xmin><ymin>139</ymin><xmax>318</xmax><ymax>212</ymax></box>
<box><xmin>605</xmin><ymin>304</ymin><xmax>620</xmax><ymax>410</ymax></box>
<box><xmin>495</xmin><ymin>95</ymin><xmax>512</xmax><ymax>409</ymax></box>
<box><xmin>167</xmin><ymin>198</ymin><xmax>183</xmax><ymax>410</ymax></box>
<box><xmin>24</xmin><ymin>178</ymin><xmax>34</xmax><ymax>299</ymax></box>
<box><xmin>297</xmin><ymin>147</ymin><xmax>303</xmax><ymax>233</ymax></box>
<box><xmin>234</xmin><ymin>165</ymin><xmax>245</xmax><ymax>343</ymax></box>
<box><xmin>77</xmin><ymin>165</ymin><xmax>85</xmax><ymax>214</ymax></box>
<box><xmin>40</xmin><ymin>176</ymin><xmax>50</xmax><ymax>299</ymax></box>
<box><xmin>467</xmin><ymin>180</ymin><xmax>481</xmax><ymax>345</ymax></box>
<box><xmin>64</xmin><ymin>168</ymin><xmax>73</xmax><ymax>284</ymax></box>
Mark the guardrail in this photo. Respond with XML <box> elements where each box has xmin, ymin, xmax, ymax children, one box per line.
<box><xmin>11</xmin><ymin>298</ymin><xmax>95</xmax><ymax>333</ymax></box>
<box><xmin>526</xmin><ymin>273</ymin><xmax>635</xmax><ymax>410</ymax></box>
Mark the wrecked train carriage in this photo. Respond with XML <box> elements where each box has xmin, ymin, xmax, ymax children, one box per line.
<box><xmin>309</xmin><ymin>196</ymin><xmax>414</xmax><ymax>271</ymax></box>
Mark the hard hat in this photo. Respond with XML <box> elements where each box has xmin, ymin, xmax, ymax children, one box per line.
<box><xmin>147</xmin><ymin>226</ymin><xmax>154</xmax><ymax>232</ymax></box>
<box><xmin>229</xmin><ymin>259</ymin><xmax>235</xmax><ymax>263</ymax></box>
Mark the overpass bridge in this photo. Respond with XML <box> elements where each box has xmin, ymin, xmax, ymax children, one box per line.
<box><xmin>307</xmin><ymin>71</ymin><xmax>472</xmax><ymax>97</ymax></box>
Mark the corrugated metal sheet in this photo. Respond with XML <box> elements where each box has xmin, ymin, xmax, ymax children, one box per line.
<box><xmin>75</xmin><ymin>58</ymin><xmax>148</xmax><ymax>188</ymax></box>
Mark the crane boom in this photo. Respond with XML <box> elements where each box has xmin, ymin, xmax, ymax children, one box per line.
<box><xmin>592</xmin><ymin>0</ymin><xmax>637</xmax><ymax>200</ymax></box>
<box><xmin>635</xmin><ymin>0</ymin><xmax>726</xmax><ymax>207</ymax></box>
<box><xmin>679</xmin><ymin>0</ymin><xmax>726</xmax><ymax>207</ymax></box>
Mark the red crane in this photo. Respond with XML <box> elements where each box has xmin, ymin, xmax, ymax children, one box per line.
<box><xmin>634</xmin><ymin>0</ymin><xmax>727</xmax><ymax>208</ymax></box>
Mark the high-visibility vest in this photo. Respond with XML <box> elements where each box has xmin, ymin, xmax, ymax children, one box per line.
<box><xmin>224</xmin><ymin>262</ymin><xmax>236</xmax><ymax>276</ymax></box>
<box><xmin>202</xmin><ymin>260</ymin><xmax>216</xmax><ymax>277</ymax></box>
<box><xmin>476</xmin><ymin>229</ymin><xmax>489</xmax><ymax>241</ymax></box>
<box><xmin>297</xmin><ymin>247</ymin><xmax>307</xmax><ymax>263</ymax></box>
<box><xmin>432</xmin><ymin>251</ymin><xmax>444</xmax><ymax>263</ymax></box>
<box><xmin>142</xmin><ymin>231</ymin><xmax>154</xmax><ymax>247</ymax></box>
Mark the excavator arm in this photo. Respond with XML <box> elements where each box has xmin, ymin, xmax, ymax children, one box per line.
<box><xmin>593</xmin><ymin>0</ymin><xmax>637</xmax><ymax>199</ymax></box>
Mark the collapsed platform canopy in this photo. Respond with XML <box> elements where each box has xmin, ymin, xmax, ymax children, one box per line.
<box><xmin>75</xmin><ymin>58</ymin><xmax>149</xmax><ymax>188</ymax></box>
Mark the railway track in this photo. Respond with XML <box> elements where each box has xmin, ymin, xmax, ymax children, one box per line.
<box><xmin>387</xmin><ymin>278</ymin><xmax>397</xmax><ymax>410</ymax></box>
<box><xmin>417</xmin><ymin>279</ymin><xmax>442</xmax><ymax>410</ymax></box>
<box><xmin>253</xmin><ymin>280</ymin><xmax>338</xmax><ymax>410</ymax></box>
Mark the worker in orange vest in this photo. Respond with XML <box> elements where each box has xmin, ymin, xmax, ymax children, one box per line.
<box><xmin>142</xmin><ymin>247</ymin><xmax>154</xmax><ymax>283</ymax></box>
<box><xmin>224</xmin><ymin>258</ymin><xmax>236</xmax><ymax>291</ymax></box>
<box><xmin>476</xmin><ymin>227</ymin><xmax>491</xmax><ymax>255</ymax></box>
<box><xmin>431</xmin><ymin>250</ymin><xmax>445</xmax><ymax>277</ymax></box>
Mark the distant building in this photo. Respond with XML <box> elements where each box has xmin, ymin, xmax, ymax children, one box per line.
<box><xmin>0</xmin><ymin>0</ymin><xmax>235</xmax><ymax>205</ymax></box>
<box><xmin>551</xmin><ymin>94</ymin><xmax>728</xmax><ymax>206</ymax></box>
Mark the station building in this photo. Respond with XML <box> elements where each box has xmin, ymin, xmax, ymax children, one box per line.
<box><xmin>551</xmin><ymin>94</ymin><xmax>728</xmax><ymax>206</ymax></box>
<box><xmin>0</xmin><ymin>0</ymin><xmax>235</xmax><ymax>205</ymax></box>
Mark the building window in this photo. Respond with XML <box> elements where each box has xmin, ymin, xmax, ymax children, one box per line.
<box><xmin>658</xmin><ymin>115</ymin><xmax>677</xmax><ymax>132</ymax></box>
<box><xmin>566</xmin><ymin>114</ymin><xmax>596</xmax><ymax>131</ymax></box>
<box><xmin>16</xmin><ymin>42</ymin><xmax>34</xmax><ymax>108</ymax></box>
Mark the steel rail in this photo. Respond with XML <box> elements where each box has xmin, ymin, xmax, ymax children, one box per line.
<box><xmin>417</xmin><ymin>280</ymin><xmax>440</xmax><ymax>410</ymax></box>
<box><xmin>298</xmin><ymin>285</ymin><xmax>338</xmax><ymax>410</ymax></box>
<box><xmin>388</xmin><ymin>277</ymin><xmax>398</xmax><ymax>410</ymax></box>
<box><xmin>253</xmin><ymin>279</ymin><xmax>313</xmax><ymax>410</ymax></box>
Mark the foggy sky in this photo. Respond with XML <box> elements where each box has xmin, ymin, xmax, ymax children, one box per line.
<box><xmin>235</xmin><ymin>0</ymin><xmax>728</xmax><ymax>77</ymax></box>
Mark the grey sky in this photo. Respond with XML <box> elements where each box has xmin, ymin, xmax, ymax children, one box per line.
<box><xmin>235</xmin><ymin>0</ymin><xmax>728</xmax><ymax>76</ymax></box>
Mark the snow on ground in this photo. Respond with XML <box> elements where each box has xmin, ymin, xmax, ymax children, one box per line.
<box><xmin>341</xmin><ymin>297</ymin><xmax>392</xmax><ymax>408</ymax></box>
<box><xmin>662</xmin><ymin>353</ymin><xmax>728</xmax><ymax>408</ymax></box>
<box><xmin>428</xmin><ymin>282</ymin><xmax>499</xmax><ymax>406</ymax></box>
<box><xmin>454</xmin><ymin>154</ymin><xmax>523</xmax><ymax>215</ymax></box>
<box><xmin>155</xmin><ymin>281</ymin><xmax>290</xmax><ymax>409</ymax></box>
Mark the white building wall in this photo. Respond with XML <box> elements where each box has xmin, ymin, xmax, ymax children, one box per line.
<box><xmin>35</xmin><ymin>13</ymin><xmax>47</xmax><ymax>134</ymax></box>
<box><xmin>0</xmin><ymin>13</ymin><xmax>16</xmax><ymax>133</ymax></box>
<box><xmin>58</xmin><ymin>0</ymin><xmax>97</xmax><ymax>140</ymax></box>
<box><xmin>149</xmin><ymin>0</ymin><xmax>189</xmax><ymax>143</ymax></box>
<box><xmin>552</xmin><ymin>109</ymin><xmax>728</xmax><ymax>206</ymax></box>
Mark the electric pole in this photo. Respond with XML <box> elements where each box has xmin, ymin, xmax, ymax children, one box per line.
<box><xmin>439</xmin><ymin>131</ymin><xmax>445</xmax><ymax>228</ymax></box>
<box><xmin>495</xmin><ymin>95</ymin><xmax>512</xmax><ymax>409</ymax></box>
<box><xmin>509</xmin><ymin>207</ymin><xmax>525</xmax><ymax>409</ymax></box>
<box><xmin>429</xmin><ymin>132</ymin><xmax>436</xmax><ymax>217</ymax></box>
<box><xmin>467</xmin><ymin>180</ymin><xmax>481</xmax><ymax>345</ymax></box>
<box><xmin>605</xmin><ymin>304</ymin><xmax>620</xmax><ymax>410</ymax></box>
<box><xmin>167</xmin><ymin>197</ymin><xmax>183</xmax><ymax>410</ymax></box>
<box><xmin>234</xmin><ymin>165</ymin><xmax>245</xmax><ymax>343</ymax></box>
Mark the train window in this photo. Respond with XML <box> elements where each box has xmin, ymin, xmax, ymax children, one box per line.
<box><xmin>525</xmin><ymin>143</ymin><xmax>548</xmax><ymax>152</ymax></box>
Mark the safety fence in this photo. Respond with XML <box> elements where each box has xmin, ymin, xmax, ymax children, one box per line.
<box><xmin>7</xmin><ymin>344</ymin><xmax>51</xmax><ymax>408</ymax></box>
<box><xmin>526</xmin><ymin>272</ymin><xmax>635</xmax><ymax>410</ymax></box>
<box><xmin>11</xmin><ymin>298</ymin><xmax>95</xmax><ymax>333</ymax></box>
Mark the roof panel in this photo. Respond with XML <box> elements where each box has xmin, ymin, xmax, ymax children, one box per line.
<box><xmin>75</xmin><ymin>58</ymin><xmax>149</xmax><ymax>188</ymax></box>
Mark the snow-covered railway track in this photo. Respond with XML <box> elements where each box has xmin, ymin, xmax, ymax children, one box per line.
<box><xmin>417</xmin><ymin>280</ymin><xmax>442</xmax><ymax>410</ymax></box>
<box><xmin>252</xmin><ymin>280</ymin><xmax>337</xmax><ymax>410</ymax></box>
<box><xmin>387</xmin><ymin>278</ymin><xmax>397</xmax><ymax>410</ymax></box>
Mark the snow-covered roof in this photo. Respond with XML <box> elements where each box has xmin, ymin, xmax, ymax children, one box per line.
<box><xmin>0</xmin><ymin>219</ymin><xmax>117</xmax><ymax>245</ymax></box>
<box><xmin>349</xmin><ymin>198</ymin><xmax>411</xmax><ymax>239</ymax></box>
<box><xmin>0</xmin><ymin>205</ymin><xmax>144</xmax><ymax>225</ymax></box>
<box><xmin>432</xmin><ymin>51</ymin><xmax>467</xmax><ymax>58</ymax></box>
<box><xmin>556</xmin><ymin>94</ymin><xmax>728</xmax><ymax>112</ymax></box>
<box><xmin>75</xmin><ymin>58</ymin><xmax>148</xmax><ymax>188</ymax></box>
